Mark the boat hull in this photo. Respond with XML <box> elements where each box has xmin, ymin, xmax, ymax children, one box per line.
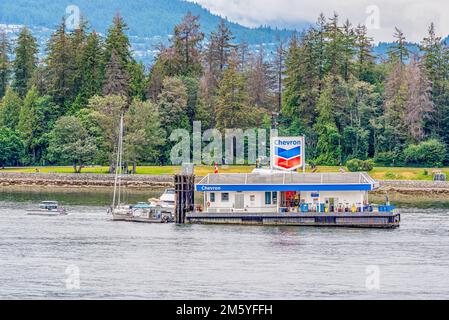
<box><xmin>186</xmin><ymin>211</ymin><xmax>401</xmax><ymax>229</ymax></box>
<box><xmin>111</xmin><ymin>214</ymin><xmax>132</xmax><ymax>221</ymax></box>
<box><xmin>27</xmin><ymin>210</ymin><xmax>67</xmax><ymax>216</ymax></box>
<box><xmin>111</xmin><ymin>214</ymin><xmax>172</xmax><ymax>223</ymax></box>
<box><xmin>125</xmin><ymin>217</ymin><xmax>171</xmax><ymax>223</ymax></box>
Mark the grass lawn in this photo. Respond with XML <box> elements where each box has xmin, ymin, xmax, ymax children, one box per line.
<box><xmin>1</xmin><ymin>165</ymin><xmax>447</xmax><ymax>180</ymax></box>
<box><xmin>0</xmin><ymin>165</ymin><xmax>254</xmax><ymax>176</ymax></box>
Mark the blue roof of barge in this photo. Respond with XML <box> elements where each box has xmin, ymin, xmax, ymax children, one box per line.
<box><xmin>196</xmin><ymin>172</ymin><xmax>378</xmax><ymax>192</ymax></box>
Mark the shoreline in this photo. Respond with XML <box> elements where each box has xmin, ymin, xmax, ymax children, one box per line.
<box><xmin>0</xmin><ymin>172</ymin><xmax>174</xmax><ymax>189</ymax></box>
<box><xmin>1</xmin><ymin>172</ymin><xmax>449</xmax><ymax>198</ymax></box>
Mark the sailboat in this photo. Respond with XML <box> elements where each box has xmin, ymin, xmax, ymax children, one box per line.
<box><xmin>108</xmin><ymin>114</ymin><xmax>174</xmax><ymax>223</ymax></box>
<box><xmin>109</xmin><ymin>114</ymin><xmax>133</xmax><ymax>221</ymax></box>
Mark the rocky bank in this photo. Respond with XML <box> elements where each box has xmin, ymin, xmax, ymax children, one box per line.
<box><xmin>1</xmin><ymin>172</ymin><xmax>449</xmax><ymax>196</ymax></box>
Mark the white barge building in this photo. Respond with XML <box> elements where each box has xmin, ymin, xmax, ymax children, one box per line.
<box><xmin>187</xmin><ymin>171</ymin><xmax>400</xmax><ymax>228</ymax></box>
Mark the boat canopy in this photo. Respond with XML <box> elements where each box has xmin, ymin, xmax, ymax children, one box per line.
<box><xmin>133</xmin><ymin>202</ymin><xmax>157</xmax><ymax>209</ymax></box>
<box><xmin>39</xmin><ymin>201</ymin><xmax>59</xmax><ymax>209</ymax></box>
<box><xmin>196</xmin><ymin>172</ymin><xmax>379</xmax><ymax>192</ymax></box>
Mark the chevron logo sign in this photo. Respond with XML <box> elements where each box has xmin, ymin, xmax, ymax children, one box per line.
<box><xmin>271</xmin><ymin>137</ymin><xmax>305</xmax><ymax>171</ymax></box>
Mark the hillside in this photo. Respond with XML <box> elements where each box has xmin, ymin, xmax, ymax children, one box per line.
<box><xmin>0</xmin><ymin>0</ymin><xmax>445</xmax><ymax>64</ymax></box>
<box><xmin>0</xmin><ymin>0</ymin><xmax>294</xmax><ymax>44</ymax></box>
<box><xmin>372</xmin><ymin>42</ymin><xmax>421</xmax><ymax>61</ymax></box>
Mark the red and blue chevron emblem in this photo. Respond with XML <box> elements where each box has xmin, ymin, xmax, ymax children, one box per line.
<box><xmin>274</xmin><ymin>146</ymin><xmax>302</xmax><ymax>170</ymax></box>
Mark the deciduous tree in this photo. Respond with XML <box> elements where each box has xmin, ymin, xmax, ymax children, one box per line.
<box><xmin>47</xmin><ymin>116</ymin><xmax>97</xmax><ymax>173</ymax></box>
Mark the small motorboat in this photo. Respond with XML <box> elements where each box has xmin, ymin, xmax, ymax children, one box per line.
<box><xmin>131</xmin><ymin>202</ymin><xmax>174</xmax><ymax>223</ymax></box>
<box><xmin>27</xmin><ymin>201</ymin><xmax>68</xmax><ymax>216</ymax></box>
<box><xmin>149</xmin><ymin>188</ymin><xmax>175</xmax><ymax>214</ymax></box>
<box><xmin>109</xmin><ymin>202</ymin><xmax>174</xmax><ymax>223</ymax></box>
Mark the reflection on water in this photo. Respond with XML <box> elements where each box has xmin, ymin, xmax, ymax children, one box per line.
<box><xmin>0</xmin><ymin>187</ymin><xmax>161</xmax><ymax>206</ymax></box>
<box><xmin>370</xmin><ymin>193</ymin><xmax>449</xmax><ymax>210</ymax></box>
<box><xmin>0</xmin><ymin>188</ymin><xmax>448</xmax><ymax>299</ymax></box>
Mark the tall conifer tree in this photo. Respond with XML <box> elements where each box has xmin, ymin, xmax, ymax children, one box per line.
<box><xmin>0</xmin><ymin>31</ymin><xmax>10</xmax><ymax>99</ymax></box>
<box><xmin>12</xmin><ymin>27</ymin><xmax>38</xmax><ymax>98</ymax></box>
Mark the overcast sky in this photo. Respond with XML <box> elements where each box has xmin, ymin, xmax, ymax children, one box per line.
<box><xmin>188</xmin><ymin>0</ymin><xmax>447</xmax><ymax>43</ymax></box>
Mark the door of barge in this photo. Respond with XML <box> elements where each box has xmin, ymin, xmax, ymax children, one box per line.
<box><xmin>235</xmin><ymin>192</ymin><xmax>245</xmax><ymax>210</ymax></box>
<box><xmin>281</xmin><ymin>191</ymin><xmax>300</xmax><ymax>208</ymax></box>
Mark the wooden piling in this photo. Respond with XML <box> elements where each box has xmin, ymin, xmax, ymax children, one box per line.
<box><xmin>174</xmin><ymin>174</ymin><xmax>195</xmax><ymax>224</ymax></box>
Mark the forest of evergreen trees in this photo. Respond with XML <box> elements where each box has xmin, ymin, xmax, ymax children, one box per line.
<box><xmin>1</xmin><ymin>12</ymin><xmax>449</xmax><ymax>171</ymax></box>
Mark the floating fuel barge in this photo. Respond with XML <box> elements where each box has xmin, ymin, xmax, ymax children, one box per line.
<box><xmin>184</xmin><ymin>136</ymin><xmax>400</xmax><ymax>229</ymax></box>
<box><xmin>187</xmin><ymin>170</ymin><xmax>400</xmax><ymax>228</ymax></box>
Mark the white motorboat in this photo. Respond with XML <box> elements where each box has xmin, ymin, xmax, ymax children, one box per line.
<box><xmin>27</xmin><ymin>201</ymin><xmax>67</xmax><ymax>216</ymax></box>
<box><xmin>149</xmin><ymin>188</ymin><xmax>175</xmax><ymax>213</ymax></box>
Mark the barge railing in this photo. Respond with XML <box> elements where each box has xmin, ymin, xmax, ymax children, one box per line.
<box><xmin>197</xmin><ymin>172</ymin><xmax>378</xmax><ymax>187</ymax></box>
<box><xmin>204</xmin><ymin>207</ymin><xmax>397</xmax><ymax>214</ymax></box>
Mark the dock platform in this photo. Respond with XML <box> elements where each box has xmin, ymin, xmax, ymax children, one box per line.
<box><xmin>186</xmin><ymin>211</ymin><xmax>401</xmax><ymax>229</ymax></box>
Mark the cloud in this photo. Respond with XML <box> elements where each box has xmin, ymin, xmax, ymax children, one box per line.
<box><xmin>188</xmin><ymin>0</ymin><xmax>448</xmax><ymax>42</ymax></box>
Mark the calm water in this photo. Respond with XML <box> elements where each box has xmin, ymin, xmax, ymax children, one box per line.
<box><xmin>0</xmin><ymin>189</ymin><xmax>449</xmax><ymax>300</ymax></box>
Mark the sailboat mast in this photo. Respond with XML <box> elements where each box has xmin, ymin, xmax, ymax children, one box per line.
<box><xmin>117</xmin><ymin>114</ymin><xmax>124</xmax><ymax>207</ymax></box>
<box><xmin>112</xmin><ymin>114</ymin><xmax>124</xmax><ymax>208</ymax></box>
